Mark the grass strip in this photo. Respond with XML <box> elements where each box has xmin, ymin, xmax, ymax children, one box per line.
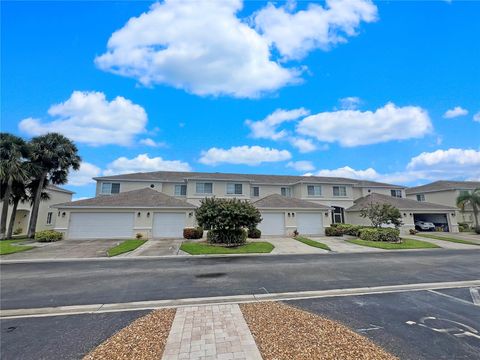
<box><xmin>347</xmin><ymin>238</ymin><xmax>439</xmax><ymax>250</ymax></box>
<box><xmin>180</xmin><ymin>241</ymin><xmax>274</xmax><ymax>255</ymax></box>
<box><xmin>294</xmin><ymin>236</ymin><xmax>331</xmax><ymax>251</ymax></box>
<box><xmin>0</xmin><ymin>239</ymin><xmax>35</xmax><ymax>255</ymax></box>
<box><xmin>415</xmin><ymin>233</ymin><xmax>479</xmax><ymax>246</ymax></box>
<box><xmin>107</xmin><ymin>239</ymin><xmax>147</xmax><ymax>257</ymax></box>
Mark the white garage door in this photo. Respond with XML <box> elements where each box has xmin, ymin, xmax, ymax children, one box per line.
<box><xmin>258</xmin><ymin>212</ymin><xmax>285</xmax><ymax>236</ymax></box>
<box><xmin>297</xmin><ymin>212</ymin><xmax>324</xmax><ymax>235</ymax></box>
<box><xmin>153</xmin><ymin>212</ymin><xmax>185</xmax><ymax>238</ymax></box>
<box><xmin>69</xmin><ymin>212</ymin><xmax>134</xmax><ymax>240</ymax></box>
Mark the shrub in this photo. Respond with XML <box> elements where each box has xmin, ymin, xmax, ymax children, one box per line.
<box><xmin>325</xmin><ymin>226</ymin><xmax>343</xmax><ymax>236</ymax></box>
<box><xmin>135</xmin><ymin>233</ymin><xmax>143</xmax><ymax>239</ymax></box>
<box><xmin>248</xmin><ymin>228</ymin><xmax>261</xmax><ymax>239</ymax></box>
<box><xmin>360</xmin><ymin>203</ymin><xmax>403</xmax><ymax>228</ymax></box>
<box><xmin>292</xmin><ymin>229</ymin><xmax>299</xmax><ymax>237</ymax></box>
<box><xmin>475</xmin><ymin>226</ymin><xmax>480</xmax><ymax>235</ymax></box>
<box><xmin>409</xmin><ymin>229</ymin><xmax>418</xmax><ymax>235</ymax></box>
<box><xmin>183</xmin><ymin>227</ymin><xmax>204</xmax><ymax>239</ymax></box>
<box><xmin>13</xmin><ymin>228</ymin><xmax>23</xmax><ymax>235</ymax></box>
<box><xmin>358</xmin><ymin>228</ymin><xmax>400</xmax><ymax>242</ymax></box>
<box><xmin>35</xmin><ymin>230</ymin><xmax>63</xmax><ymax>242</ymax></box>
<box><xmin>207</xmin><ymin>229</ymin><xmax>247</xmax><ymax>246</ymax></box>
<box><xmin>458</xmin><ymin>222</ymin><xmax>470</xmax><ymax>232</ymax></box>
<box><xmin>335</xmin><ymin>224</ymin><xmax>365</xmax><ymax>236</ymax></box>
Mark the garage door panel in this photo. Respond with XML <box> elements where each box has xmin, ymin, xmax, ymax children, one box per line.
<box><xmin>297</xmin><ymin>212</ymin><xmax>323</xmax><ymax>235</ymax></box>
<box><xmin>258</xmin><ymin>212</ymin><xmax>285</xmax><ymax>236</ymax></box>
<box><xmin>153</xmin><ymin>212</ymin><xmax>185</xmax><ymax>238</ymax></box>
<box><xmin>69</xmin><ymin>212</ymin><xmax>134</xmax><ymax>239</ymax></box>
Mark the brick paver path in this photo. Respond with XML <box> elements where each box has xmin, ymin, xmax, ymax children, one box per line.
<box><xmin>162</xmin><ymin>304</ymin><xmax>263</xmax><ymax>360</ymax></box>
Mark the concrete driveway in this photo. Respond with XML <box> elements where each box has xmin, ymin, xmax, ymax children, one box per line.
<box><xmin>309</xmin><ymin>236</ymin><xmax>388</xmax><ymax>253</ymax></box>
<box><xmin>253</xmin><ymin>237</ymin><xmax>328</xmax><ymax>254</ymax></box>
<box><xmin>125</xmin><ymin>239</ymin><xmax>183</xmax><ymax>257</ymax></box>
<box><xmin>0</xmin><ymin>239</ymin><xmax>120</xmax><ymax>260</ymax></box>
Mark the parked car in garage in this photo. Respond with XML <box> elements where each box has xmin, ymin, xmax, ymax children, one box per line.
<box><xmin>415</xmin><ymin>220</ymin><xmax>435</xmax><ymax>231</ymax></box>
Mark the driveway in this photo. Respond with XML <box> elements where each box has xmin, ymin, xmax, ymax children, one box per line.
<box><xmin>125</xmin><ymin>239</ymin><xmax>183</xmax><ymax>257</ymax></box>
<box><xmin>309</xmin><ymin>236</ymin><xmax>387</xmax><ymax>253</ymax></box>
<box><xmin>252</xmin><ymin>237</ymin><xmax>328</xmax><ymax>254</ymax></box>
<box><xmin>422</xmin><ymin>232</ymin><xmax>480</xmax><ymax>245</ymax></box>
<box><xmin>0</xmin><ymin>239</ymin><xmax>120</xmax><ymax>260</ymax></box>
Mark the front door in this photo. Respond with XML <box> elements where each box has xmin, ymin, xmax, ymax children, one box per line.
<box><xmin>332</xmin><ymin>207</ymin><xmax>345</xmax><ymax>224</ymax></box>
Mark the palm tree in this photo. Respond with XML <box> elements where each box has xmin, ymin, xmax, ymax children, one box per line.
<box><xmin>0</xmin><ymin>133</ymin><xmax>29</xmax><ymax>240</ymax></box>
<box><xmin>456</xmin><ymin>188</ymin><xmax>480</xmax><ymax>231</ymax></box>
<box><xmin>27</xmin><ymin>133</ymin><xmax>80</xmax><ymax>238</ymax></box>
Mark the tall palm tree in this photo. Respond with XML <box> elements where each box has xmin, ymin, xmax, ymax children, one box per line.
<box><xmin>0</xmin><ymin>133</ymin><xmax>29</xmax><ymax>240</ymax></box>
<box><xmin>456</xmin><ymin>188</ymin><xmax>480</xmax><ymax>230</ymax></box>
<box><xmin>27</xmin><ymin>133</ymin><xmax>80</xmax><ymax>238</ymax></box>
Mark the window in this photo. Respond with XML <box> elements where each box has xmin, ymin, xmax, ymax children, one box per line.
<box><xmin>101</xmin><ymin>182</ymin><xmax>120</xmax><ymax>194</ymax></box>
<box><xmin>281</xmin><ymin>187</ymin><xmax>292</xmax><ymax>197</ymax></box>
<box><xmin>175</xmin><ymin>184</ymin><xmax>187</xmax><ymax>196</ymax></box>
<box><xmin>227</xmin><ymin>183</ymin><xmax>243</xmax><ymax>195</ymax></box>
<box><xmin>46</xmin><ymin>212</ymin><xmax>53</xmax><ymax>225</ymax></box>
<box><xmin>391</xmin><ymin>189</ymin><xmax>402</xmax><ymax>198</ymax></box>
<box><xmin>307</xmin><ymin>185</ymin><xmax>322</xmax><ymax>196</ymax></box>
<box><xmin>251</xmin><ymin>186</ymin><xmax>260</xmax><ymax>197</ymax></box>
<box><xmin>416</xmin><ymin>194</ymin><xmax>425</xmax><ymax>202</ymax></box>
<box><xmin>196</xmin><ymin>182</ymin><xmax>213</xmax><ymax>194</ymax></box>
<box><xmin>333</xmin><ymin>186</ymin><xmax>347</xmax><ymax>197</ymax></box>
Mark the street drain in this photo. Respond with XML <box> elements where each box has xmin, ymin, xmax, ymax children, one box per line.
<box><xmin>6</xmin><ymin>326</ymin><xmax>16</xmax><ymax>333</ymax></box>
<box><xmin>195</xmin><ymin>272</ymin><xmax>226</xmax><ymax>279</ymax></box>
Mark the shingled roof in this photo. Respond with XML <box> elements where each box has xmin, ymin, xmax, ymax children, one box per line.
<box><xmin>253</xmin><ymin>194</ymin><xmax>331</xmax><ymax>210</ymax></box>
<box><xmin>347</xmin><ymin>192</ymin><xmax>457</xmax><ymax>212</ymax></box>
<box><xmin>53</xmin><ymin>188</ymin><xmax>196</xmax><ymax>208</ymax></box>
<box><xmin>406</xmin><ymin>180</ymin><xmax>480</xmax><ymax>194</ymax></box>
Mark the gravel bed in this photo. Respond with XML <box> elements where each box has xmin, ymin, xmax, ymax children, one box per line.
<box><xmin>83</xmin><ymin>309</ymin><xmax>176</xmax><ymax>360</ymax></box>
<box><xmin>240</xmin><ymin>302</ymin><xmax>397</xmax><ymax>360</ymax></box>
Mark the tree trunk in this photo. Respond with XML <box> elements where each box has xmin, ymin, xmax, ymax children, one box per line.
<box><xmin>0</xmin><ymin>178</ymin><xmax>13</xmax><ymax>240</ymax></box>
<box><xmin>473</xmin><ymin>204</ymin><xmax>479</xmax><ymax>229</ymax></box>
<box><xmin>6</xmin><ymin>197</ymin><xmax>19</xmax><ymax>239</ymax></box>
<box><xmin>27</xmin><ymin>172</ymin><xmax>47</xmax><ymax>239</ymax></box>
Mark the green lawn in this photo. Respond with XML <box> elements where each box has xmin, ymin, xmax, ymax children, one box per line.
<box><xmin>0</xmin><ymin>239</ymin><xmax>35</xmax><ymax>255</ymax></box>
<box><xmin>415</xmin><ymin>233</ymin><xmax>479</xmax><ymax>246</ymax></box>
<box><xmin>107</xmin><ymin>239</ymin><xmax>147</xmax><ymax>257</ymax></box>
<box><xmin>347</xmin><ymin>238</ymin><xmax>440</xmax><ymax>250</ymax></box>
<box><xmin>294</xmin><ymin>236</ymin><xmax>331</xmax><ymax>251</ymax></box>
<box><xmin>180</xmin><ymin>241</ymin><xmax>274</xmax><ymax>255</ymax></box>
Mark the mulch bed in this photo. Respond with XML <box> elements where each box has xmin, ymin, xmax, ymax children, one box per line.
<box><xmin>240</xmin><ymin>302</ymin><xmax>397</xmax><ymax>360</ymax></box>
<box><xmin>83</xmin><ymin>309</ymin><xmax>176</xmax><ymax>360</ymax></box>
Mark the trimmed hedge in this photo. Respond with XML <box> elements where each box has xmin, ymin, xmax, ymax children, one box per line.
<box><xmin>248</xmin><ymin>228</ymin><xmax>261</xmax><ymax>239</ymax></box>
<box><xmin>207</xmin><ymin>229</ymin><xmax>247</xmax><ymax>246</ymax></box>
<box><xmin>35</xmin><ymin>230</ymin><xmax>63</xmax><ymax>242</ymax></box>
<box><xmin>183</xmin><ymin>227</ymin><xmax>204</xmax><ymax>239</ymax></box>
<box><xmin>334</xmin><ymin>224</ymin><xmax>366</xmax><ymax>236</ymax></box>
<box><xmin>325</xmin><ymin>227</ymin><xmax>343</xmax><ymax>236</ymax></box>
<box><xmin>358</xmin><ymin>228</ymin><xmax>400</xmax><ymax>242</ymax></box>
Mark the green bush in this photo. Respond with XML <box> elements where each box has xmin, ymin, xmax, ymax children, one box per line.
<box><xmin>458</xmin><ymin>222</ymin><xmax>470</xmax><ymax>232</ymax></box>
<box><xmin>207</xmin><ymin>229</ymin><xmax>247</xmax><ymax>246</ymax></box>
<box><xmin>409</xmin><ymin>229</ymin><xmax>418</xmax><ymax>235</ymax></box>
<box><xmin>335</xmin><ymin>224</ymin><xmax>366</xmax><ymax>236</ymax></box>
<box><xmin>325</xmin><ymin>227</ymin><xmax>343</xmax><ymax>236</ymax></box>
<box><xmin>248</xmin><ymin>228</ymin><xmax>261</xmax><ymax>239</ymax></box>
<box><xmin>358</xmin><ymin>228</ymin><xmax>400</xmax><ymax>242</ymax></box>
<box><xmin>183</xmin><ymin>227</ymin><xmax>204</xmax><ymax>239</ymax></box>
<box><xmin>35</xmin><ymin>230</ymin><xmax>63</xmax><ymax>242</ymax></box>
<box><xmin>135</xmin><ymin>233</ymin><xmax>143</xmax><ymax>239</ymax></box>
<box><xmin>13</xmin><ymin>228</ymin><xmax>23</xmax><ymax>235</ymax></box>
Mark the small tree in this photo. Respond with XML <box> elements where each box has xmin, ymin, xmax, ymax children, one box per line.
<box><xmin>360</xmin><ymin>202</ymin><xmax>403</xmax><ymax>228</ymax></box>
<box><xmin>195</xmin><ymin>198</ymin><xmax>262</xmax><ymax>245</ymax></box>
<box><xmin>456</xmin><ymin>188</ymin><xmax>480</xmax><ymax>233</ymax></box>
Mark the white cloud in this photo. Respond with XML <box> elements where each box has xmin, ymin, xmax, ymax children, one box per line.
<box><xmin>18</xmin><ymin>91</ymin><xmax>147</xmax><ymax>146</ymax></box>
<box><xmin>443</xmin><ymin>106</ymin><xmax>468</xmax><ymax>119</ymax></box>
<box><xmin>246</xmin><ymin>108</ymin><xmax>309</xmax><ymax>140</ymax></box>
<box><xmin>103</xmin><ymin>153</ymin><xmax>191</xmax><ymax>176</ymax></box>
<box><xmin>297</xmin><ymin>102</ymin><xmax>432</xmax><ymax>147</ymax></box>
<box><xmin>95</xmin><ymin>0</ymin><xmax>298</xmax><ymax>98</ymax></box>
<box><xmin>313</xmin><ymin>166</ymin><xmax>381</xmax><ymax>180</ymax></box>
<box><xmin>254</xmin><ymin>0</ymin><xmax>377</xmax><ymax>60</ymax></box>
<box><xmin>139</xmin><ymin>138</ymin><xmax>167</xmax><ymax>147</ymax></box>
<box><xmin>68</xmin><ymin>162</ymin><xmax>101</xmax><ymax>186</ymax></box>
<box><xmin>72</xmin><ymin>197</ymin><xmax>89</xmax><ymax>202</ymax></box>
<box><xmin>287</xmin><ymin>160</ymin><xmax>314</xmax><ymax>172</ymax></box>
<box><xmin>289</xmin><ymin>137</ymin><xmax>317</xmax><ymax>153</ymax></box>
<box><xmin>199</xmin><ymin>145</ymin><xmax>291</xmax><ymax>166</ymax></box>
<box><xmin>339</xmin><ymin>96</ymin><xmax>362</xmax><ymax>110</ymax></box>
<box><xmin>473</xmin><ymin>111</ymin><xmax>480</xmax><ymax>122</ymax></box>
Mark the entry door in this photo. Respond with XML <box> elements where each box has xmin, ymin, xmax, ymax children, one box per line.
<box><xmin>332</xmin><ymin>207</ymin><xmax>345</xmax><ymax>224</ymax></box>
<box><xmin>297</xmin><ymin>212</ymin><xmax>324</xmax><ymax>235</ymax></box>
<box><xmin>153</xmin><ymin>212</ymin><xmax>186</xmax><ymax>238</ymax></box>
<box><xmin>258</xmin><ymin>212</ymin><xmax>285</xmax><ymax>236</ymax></box>
<box><xmin>69</xmin><ymin>212</ymin><xmax>134</xmax><ymax>239</ymax></box>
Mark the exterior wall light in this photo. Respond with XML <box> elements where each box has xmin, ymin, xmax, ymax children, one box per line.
<box><xmin>62</xmin><ymin>212</ymin><xmax>66</xmax><ymax>217</ymax></box>
<box><xmin>189</xmin><ymin>212</ymin><xmax>193</xmax><ymax>217</ymax></box>
<box><xmin>292</xmin><ymin>213</ymin><xmax>295</xmax><ymax>217</ymax></box>
<box><xmin>137</xmin><ymin>212</ymin><xmax>141</xmax><ymax>217</ymax></box>
<box><xmin>147</xmin><ymin>212</ymin><xmax>150</xmax><ymax>217</ymax></box>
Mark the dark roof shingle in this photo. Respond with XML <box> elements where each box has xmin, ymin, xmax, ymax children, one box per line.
<box><xmin>406</xmin><ymin>180</ymin><xmax>480</xmax><ymax>194</ymax></box>
<box><xmin>347</xmin><ymin>192</ymin><xmax>457</xmax><ymax>211</ymax></box>
<box><xmin>253</xmin><ymin>194</ymin><xmax>331</xmax><ymax>210</ymax></box>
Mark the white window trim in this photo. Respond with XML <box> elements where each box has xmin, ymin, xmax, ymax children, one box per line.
<box><xmin>281</xmin><ymin>187</ymin><xmax>292</xmax><ymax>197</ymax></box>
<box><xmin>391</xmin><ymin>189</ymin><xmax>402</xmax><ymax>198</ymax></box>
<box><xmin>416</xmin><ymin>194</ymin><xmax>425</xmax><ymax>202</ymax></box>
<box><xmin>333</xmin><ymin>186</ymin><xmax>347</xmax><ymax>197</ymax></box>
<box><xmin>196</xmin><ymin>182</ymin><xmax>213</xmax><ymax>195</ymax></box>
<box><xmin>226</xmin><ymin>183</ymin><xmax>243</xmax><ymax>195</ymax></box>
<box><xmin>46</xmin><ymin>212</ymin><xmax>53</xmax><ymax>225</ymax></box>
<box><xmin>100</xmin><ymin>182</ymin><xmax>120</xmax><ymax>195</ymax></box>
<box><xmin>174</xmin><ymin>184</ymin><xmax>187</xmax><ymax>196</ymax></box>
<box><xmin>251</xmin><ymin>186</ymin><xmax>260</xmax><ymax>197</ymax></box>
<box><xmin>307</xmin><ymin>185</ymin><xmax>322</xmax><ymax>197</ymax></box>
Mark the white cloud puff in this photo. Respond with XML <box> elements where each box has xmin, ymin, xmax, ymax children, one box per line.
<box><xmin>338</xmin><ymin>96</ymin><xmax>362</xmax><ymax>110</ymax></box>
<box><xmin>68</xmin><ymin>162</ymin><xmax>101</xmax><ymax>186</ymax></box>
<box><xmin>246</xmin><ymin>108</ymin><xmax>310</xmax><ymax>140</ymax></box>
<box><xmin>287</xmin><ymin>160</ymin><xmax>315</xmax><ymax>172</ymax></box>
<box><xmin>103</xmin><ymin>153</ymin><xmax>191</xmax><ymax>176</ymax></box>
<box><xmin>297</xmin><ymin>102</ymin><xmax>432</xmax><ymax>147</ymax></box>
<box><xmin>473</xmin><ymin>111</ymin><xmax>480</xmax><ymax>122</ymax></box>
<box><xmin>289</xmin><ymin>137</ymin><xmax>317</xmax><ymax>153</ymax></box>
<box><xmin>139</xmin><ymin>138</ymin><xmax>167</xmax><ymax>147</ymax></box>
<box><xmin>199</xmin><ymin>145</ymin><xmax>291</xmax><ymax>166</ymax></box>
<box><xmin>443</xmin><ymin>106</ymin><xmax>468</xmax><ymax>119</ymax></box>
<box><xmin>18</xmin><ymin>91</ymin><xmax>147</xmax><ymax>146</ymax></box>
<box><xmin>313</xmin><ymin>166</ymin><xmax>381</xmax><ymax>180</ymax></box>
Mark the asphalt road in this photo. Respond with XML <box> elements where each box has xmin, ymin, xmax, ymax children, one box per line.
<box><xmin>1</xmin><ymin>249</ymin><xmax>480</xmax><ymax>309</ymax></box>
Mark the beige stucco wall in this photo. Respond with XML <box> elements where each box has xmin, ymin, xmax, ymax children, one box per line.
<box><xmin>95</xmin><ymin>180</ymin><xmax>163</xmax><ymax>195</ymax></box>
<box><xmin>259</xmin><ymin>209</ymin><xmax>330</xmax><ymax>237</ymax></box>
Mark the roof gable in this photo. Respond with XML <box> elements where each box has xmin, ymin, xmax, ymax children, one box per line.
<box><xmin>253</xmin><ymin>194</ymin><xmax>331</xmax><ymax>210</ymax></box>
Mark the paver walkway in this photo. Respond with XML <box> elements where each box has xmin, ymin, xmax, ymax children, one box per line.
<box><xmin>162</xmin><ymin>304</ymin><xmax>262</xmax><ymax>360</ymax></box>
<box><xmin>309</xmin><ymin>236</ymin><xmax>387</xmax><ymax>253</ymax></box>
<box><xmin>125</xmin><ymin>239</ymin><xmax>183</xmax><ymax>257</ymax></box>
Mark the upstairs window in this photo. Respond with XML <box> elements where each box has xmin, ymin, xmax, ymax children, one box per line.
<box><xmin>175</xmin><ymin>184</ymin><xmax>187</xmax><ymax>196</ymax></box>
<box><xmin>251</xmin><ymin>186</ymin><xmax>260</xmax><ymax>197</ymax></box>
<box><xmin>391</xmin><ymin>189</ymin><xmax>402</xmax><ymax>198</ymax></box>
<box><xmin>46</xmin><ymin>212</ymin><xmax>53</xmax><ymax>225</ymax></box>
<box><xmin>416</xmin><ymin>194</ymin><xmax>425</xmax><ymax>202</ymax></box>
<box><xmin>281</xmin><ymin>187</ymin><xmax>292</xmax><ymax>197</ymax></box>
<box><xmin>333</xmin><ymin>186</ymin><xmax>347</xmax><ymax>197</ymax></box>
<box><xmin>307</xmin><ymin>185</ymin><xmax>322</xmax><ymax>196</ymax></box>
<box><xmin>101</xmin><ymin>182</ymin><xmax>120</xmax><ymax>194</ymax></box>
<box><xmin>227</xmin><ymin>183</ymin><xmax>243</xmax><ymax>195</ymax></box>
<box><xmin>196</xmin><ymin>182</ymin><xmax>213</xmax><ymax>194</ymax></box>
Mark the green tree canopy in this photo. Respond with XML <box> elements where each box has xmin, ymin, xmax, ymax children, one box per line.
<box><xmin>360</xmin><ymin>202</ymin><xmax>403</xmax><ymax>228</ymax></box>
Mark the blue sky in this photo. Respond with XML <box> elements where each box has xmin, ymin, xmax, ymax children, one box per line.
<box><xmin>2</xmin><ymin>0</ymin><xmax>479</xmax><ymax>199</ymax></box>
